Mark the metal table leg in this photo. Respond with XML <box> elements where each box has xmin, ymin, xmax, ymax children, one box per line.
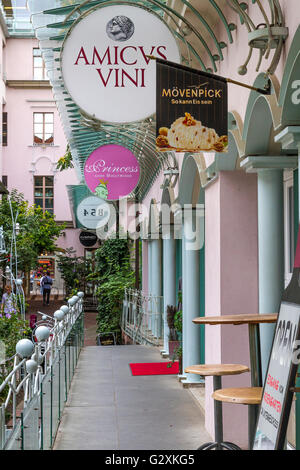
<box><xmin>198</xmin><ymin>375</ymin><xmax>241</xmax><ymax>451</ymax></box>
<box><xmin>248</xmin><ymin>324</ymin><xmax>263</xmax><ymax>387</ymax></box>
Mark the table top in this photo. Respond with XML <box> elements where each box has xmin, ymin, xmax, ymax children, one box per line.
<box><xmin>212</xmin><ymin>387</ymin><xmax>263</xmax><ymax>405</ymax></box>
<box><xmin>185</xmin><ymin>364</ymin><xmax>250</xmax><ymax>376</ymax></box>
<box><xmin>193</xmin><ymin>313</ymin><xmax>278</xmax><ymax>325</ymax></box>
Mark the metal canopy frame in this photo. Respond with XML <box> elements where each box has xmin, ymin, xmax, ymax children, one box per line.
<box><xmin>26</xmin><ymin>0</ymin><xmax>286</xmax><ymax>202</ymax></box>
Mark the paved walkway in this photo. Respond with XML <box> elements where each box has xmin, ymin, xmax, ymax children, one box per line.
<box><xmin>53</xmin><ymin>345</ymin><xmax>211</xmax><ymax>450</ymax></box>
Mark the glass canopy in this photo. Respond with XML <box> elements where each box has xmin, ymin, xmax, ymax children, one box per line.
<box><xmin>1</xmin><ymin>0</ymin><xmax>33</xmax><ymax>34</ymax></box>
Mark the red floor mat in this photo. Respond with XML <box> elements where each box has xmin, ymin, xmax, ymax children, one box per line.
<box><xmin>129</xmin><ymin>361</ymin><xmax>179</xmax><ymax>376</ymax></box>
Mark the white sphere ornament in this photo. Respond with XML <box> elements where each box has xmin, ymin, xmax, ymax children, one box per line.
<box><xmin>31</xmin><ymin>352</ymin><xmax>44</xmax><ymax>365</ymax></box>
<box><xmin>60</xmin><ymin>305</ymin><xmax>69</xmax><ymax>314</ymax></box>
<box><xmin>25</xmin><ymin>359</ymin><xmax>38</xmax><ymax>374</ymax></box>
<box><xmin>42</xmin><ymin>315</ymin><xmax>48</xmax><ymax>321</ymax></box>
<box><xmin>68</xmin><ymin>297</ymin><xmax>76</xmax><ymax>306</ymax></box>
<box><xmin>54</xmin><ymin>310</ymin><xmax>65</xmax><ymax>321</ymax></box>
<box><xmin>77</xmin><ymin>292</ymin><xmax>84</xmax><ymax>298</ymax></box>
<box><xmin>16</xmin><ymin>339</ymin><xmax>34</xmax><ymax>358</ymax></box>
<box><xmin>16</xmin><ymin>279</ymin><xmax>23</xmax><ymax>286</ymax></box>
<box><xmin>73</xmin><ymin>295</ymin><xmax>79</xmax><ymax>303</ymax></box>
<box><xmin>35</xmin><ymin>326</ymin><xmax>51</xmax><ymax>342</ymax></box>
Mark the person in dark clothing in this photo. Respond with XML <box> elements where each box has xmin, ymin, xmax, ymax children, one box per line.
<box><xmin>42</xmin><ymin>271</ymin><xmax>53</xmax><ymax>305</ymax></box>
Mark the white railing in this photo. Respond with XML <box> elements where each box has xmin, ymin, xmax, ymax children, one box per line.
<box><xmin>0</xmin><ymin>292</ymin><xmax>84</xmax><ymax>450</ymax></box>
<box><xmin>122</xmin><ymin>289</ymin><xmax>163</xmax><ymax>346</ymax></box>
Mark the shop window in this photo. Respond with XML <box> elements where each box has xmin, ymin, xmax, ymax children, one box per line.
<box><xmin>2</xmin><ymin>112</ymin><xmax>7</xmax><ymax>146</ymax></box>
<box><xmin>33</xmin><ymin>48</ymin><xmax>46</xmax><ymax>80</ymax></box>
<box><xmin>34</xmin><ymin>176</ymin><xmax>54</xmax><ymax>214</ymax></box>
<box><xmin>33</xmin><ymin>112</ymin><xmax>54</xmax><ymax>145</ymax></box>
<box><xmin>284</xmin><ymin>172</ymin><xmax>295</xmax><ymax>287</ymax></box>
<box><xmin>35</xmin><ymin>257</ymin><xmax>55</xmax><ymax>279</ymax></box>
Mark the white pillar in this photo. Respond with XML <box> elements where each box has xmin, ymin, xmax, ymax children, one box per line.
<box><xmin>257</xmin><ymin>169</ymin><xmax>284</xmax><ymax>379</ymax></box>
<box><xmin>181</xmin><ymin>208</ymin><xmax>203</xmax><ymax>384</ymax></box>
<box><xmin>162</xmin><ymin>231</ymin><xmax>176</xmax><ymax>355</ymax></box>
<box><xmin>151</xmin><ymin>239</ymin><xmax>162</xmax><ymax>338</ymax></box>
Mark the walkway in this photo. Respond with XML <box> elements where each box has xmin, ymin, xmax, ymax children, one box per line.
<box><xmin>53</xmin><ymin>345</ymin><xmax>211</xmax><ymax>450</ymax></box>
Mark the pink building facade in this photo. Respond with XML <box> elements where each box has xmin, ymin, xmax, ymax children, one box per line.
<box><xmin>8</xmin><ymin>0</ymin><xmax>300</xmax><ymax>450</ymax></box>
<box><xmin>0</xmin><ymin>31</ymin><xmax>88</xmax><ymax>291</ymax></box>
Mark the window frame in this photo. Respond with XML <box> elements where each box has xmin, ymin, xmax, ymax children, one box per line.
<box><xmin>33</xmin><ymin>112</ymin><xmax>54</xmax><ymax>146</ymax></box>
<box><xmin>34</xmin><ymin>175</ymin><xmax>54</xmax><ymax>214</ymax></box>
<box><xmin>2</xmin><ymin>112</ymin><xmax>7</xmax><ymax>146</ymax></box>
<box><xmin>33</xmin><ymin>47</ymin><xmax>46</xmax><ymax>80</ymax></box>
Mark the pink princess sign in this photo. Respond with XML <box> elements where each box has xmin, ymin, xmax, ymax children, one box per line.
<box><xmin>84</xmin><ymin>144</ymin><xmax>140</xmax><ymax>201</ymax></box>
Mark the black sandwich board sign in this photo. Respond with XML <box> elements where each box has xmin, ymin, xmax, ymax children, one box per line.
<box><xmin>253</xmin><ymin>227</ymin><xmax>300</xmax><ymax>450</ymax></box>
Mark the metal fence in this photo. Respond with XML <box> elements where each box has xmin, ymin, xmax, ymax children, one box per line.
<box><xmin>122</xmin><ymin>289</ymin><xmax>163</xmax><ymax>346</ymax></box>
<box><xmin>0</xmin><ymin>295</ymin><xmax>84</xmax><ymax>450</ymax></box>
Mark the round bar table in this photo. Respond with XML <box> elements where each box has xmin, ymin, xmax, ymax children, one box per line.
<box><xmin>192</xmin><ymin>314</ymin><xmax>278</xmax><ymax>388</ymax></box>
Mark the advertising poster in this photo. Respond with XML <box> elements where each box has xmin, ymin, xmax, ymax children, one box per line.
<box><xmin>84</xmin><ymin>144</ymin><xmax>140</xmax><ymax>201</ymax></box>
<box><xmin>156</xmin><ymin>59</ymin><xmax>228</xmax><ymax>153</ymax></box>
<box><xmin>253</xmin><ymin>303</ymin><xmax>300</xmax><ymax>450</ymax></box>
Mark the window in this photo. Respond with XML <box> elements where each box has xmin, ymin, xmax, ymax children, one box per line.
<box><xmin>2</xmin><ymin>112</ymin><xmax>7</xmax><ymax>146</ymax></box>
<box><xmin>34</xmin><ymin>176</ymin><xmax>54</xmax><ymax>214</ymax></box>
<box><xmin>2</xmin><ymin>176</ymin><xmax>7</xmax><ymax>187</ymax></box>
<box><xmin>33</xmin><ymin>48</ymin><xmax>46</xmax><ymax>80</ymax></box>
<box><xmin>33</xmin><ymin>113</ymin><xmax>54</xmax><ymax>145</ymax></box>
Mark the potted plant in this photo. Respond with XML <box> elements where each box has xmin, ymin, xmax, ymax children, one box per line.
<box><xmin>167</xmin><ymin>305</ymin><xmax>180</xmax><ymax>361</ymax></box>
<box><xmin>174</xmin><ymin>299</ymin><xmax>183</xmax><ymax>373</ymax></box>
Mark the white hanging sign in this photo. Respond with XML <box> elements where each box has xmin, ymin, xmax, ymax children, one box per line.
<box><xmin>61</xmin><ymin>3</ymin><xmax>181</xmax><ymax>124</ymax></box>
<box><xmin>76</xmin><ymin>196</ymin><xmax>111</xmax><ymax>229</ymax></box>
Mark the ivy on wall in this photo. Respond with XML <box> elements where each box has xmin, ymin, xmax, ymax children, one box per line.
<box><xmin>90</xmin><ymin>236</ymin><xmax>135</xmax><ymax>344</ymax></box>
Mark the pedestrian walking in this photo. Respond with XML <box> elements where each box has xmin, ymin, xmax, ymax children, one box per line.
<box><xmin>39</xmin><ymin>274</ymin><xmax>44</xmax><ymax>294</ymax></box>
<box><xmin>1</xmin><ymin>285</ymin><xmax>17</xmax><ymax>318</ymax></box>
<box><xmin>41</xmin><ymin>271</ymin><xmax>53</xmax><ymax>306</ymax></box>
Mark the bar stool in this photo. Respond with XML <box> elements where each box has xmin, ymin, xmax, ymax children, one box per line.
<box><xmin>185</xmin><ymin>364</ymin><xmax>250</xmax><ymax>450</ymax></box>
<box><xmin>212</xmin><ymin>387</ymin><xmax>262</xmax><ymax>450</ymax></box>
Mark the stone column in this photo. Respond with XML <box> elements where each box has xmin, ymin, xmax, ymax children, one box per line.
<box><xmin>151</xmin><ymin>238</ymin><xmax>162</xmax><ymax>338</ymax></box>
<box><xmin>162</xmin><ymin>229</ymin><xmax>176</xmax><ymax>356</ymax></box>
<box><xmin>257</xmin><ymin>169</ymin><xmax>284</xmax><ymax>379</ymax></box>
<box><xmin>241</xmin><ymin>155</ymin><xmax>297</xmax><ymax>379</ymax></box>
<box><xmin>181</xmin><ymin>206</ymin><xmax>204</xmax><ymax>384</ymax></box>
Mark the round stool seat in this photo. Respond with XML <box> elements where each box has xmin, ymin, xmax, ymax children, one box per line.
<box><xmin>185</xmin><ymin>364</ymin><xmax>249</xmax><ymax>376</ymax></box>
<box><xmin>212</xmin><ymin>387</ymin><xmax>263</xmax><ymax>405</ymax></box>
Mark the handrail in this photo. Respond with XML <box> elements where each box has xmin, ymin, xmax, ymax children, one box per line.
<box><xmin>0</xmin><ymin>292</ymin><xmax>85</xmax><ymax>450</ymax></box>
<box><xmin>122</xmin><ymin>289</ymin><xmax>163</xmax><ymax>347</ymax></box>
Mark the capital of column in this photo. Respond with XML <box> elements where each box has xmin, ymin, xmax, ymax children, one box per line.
<box><xmin>275</xmin><ymin>126</ymin><xmax>300</xmax><ymax>152</ymax></box>
<box><xmin>240</xmin><ymin>155</ymin><xmax>298</xmax><ymax>173</ymax></box>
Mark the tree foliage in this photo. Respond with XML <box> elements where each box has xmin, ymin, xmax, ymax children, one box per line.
<box><xmin>56</xmin><ymin>247</ymin><xmax>93</xmax><ymax>297</ymax></box>
<box><xmin>0</xmin><ymin>190</ymin><xmax>64</xmax><ymax>283</ymax></box>
<box><xmin>56</xmin><ymin>145</ymin><xmax>74</xmax><ymax>172</ymax></box>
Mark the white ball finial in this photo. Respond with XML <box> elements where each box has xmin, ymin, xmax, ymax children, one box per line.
<box><xmin>35</xmin><ymin>326</ymin><xmax>51</xmax><ymax>342</ymax></box>
<box><xmin>54</xmin><ymin>310</ymin><xmax>65</xmax><ymax>321</ymax></box>
<box><xmin>26</xmin><ymin>359</ymin><xmax>38</xmax><ymax>374</ymax></box>
<box><xmin>60</xmin><ymin>305</ymin><xmax>69</xmax><ymax>314</ymax></box>
<box><xmin>16</xmin><ymin>339</ymin><xmax>34</xmax><ymax>358</ymax></box>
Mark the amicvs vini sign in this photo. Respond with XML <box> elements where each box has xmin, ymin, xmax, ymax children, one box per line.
<box><xmin>61</xmin><ymin>4</ymin><xmax>181</xmax><ymax>123</ymax></box>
